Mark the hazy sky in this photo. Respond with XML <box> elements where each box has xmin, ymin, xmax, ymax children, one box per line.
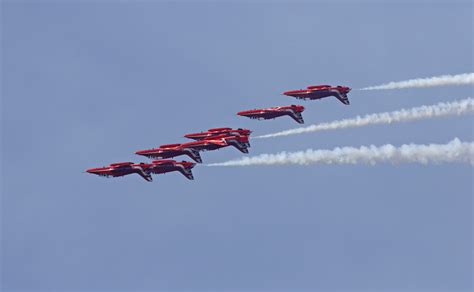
<box><xmin>2</xmin><ymin>1</ymin><xmax>473</xmax><ymax>291</ymax></box>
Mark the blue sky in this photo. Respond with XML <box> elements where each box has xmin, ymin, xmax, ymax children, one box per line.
<box><xmin>2</xmin><ymin>1</ymin><xmax>473</xmax><ymax>291</ymax></box>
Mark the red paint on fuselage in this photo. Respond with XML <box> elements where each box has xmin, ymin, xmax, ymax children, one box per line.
<box><xmin>283</xmin><ymin>85</ymin><xmax>351</xmax><ymax>105</ymax></box>
<box><xmin>237</xmin><ymin>105</ymin><xmax>305</xmax><ymax>124</ymax></box>
<box><xmin>86</xmin><ymin>160</ymin><xmax>196</xmax><ymax>181</ymax></box>
<box><xmin>86</xmin><ymin>162</ymin><xmax>153</xmax><ymax>181</ymax></box>
<box><xmin>184</xmin><ymin>127</ymin><xmax>252</xmax><ymax>140</ymax></box>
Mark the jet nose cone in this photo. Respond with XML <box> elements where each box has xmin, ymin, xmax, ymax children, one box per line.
<box><xmin>135</xmin><ymin>150</ymin><xmax>146</xmax><ymax>155</ymax></box>
<box><xmin>86</xmin><ymin>168</ymin><xmax>98</xmax><ymax>174</ymax></box>
<box><xmin>283</xmin><ymin>90</ymin><xmax>299</xmax><ymax>95</ymax></box>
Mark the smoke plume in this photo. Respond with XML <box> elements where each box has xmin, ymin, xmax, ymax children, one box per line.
<box><xmin>208</xmin><ymin>138</ymin><xmax>474</xmax><ymax>166</ymax></box>
<box><xmin>256</xmin><ymin>98</ymin><xmax>474</xmax><ymax>139</ymax></box>
<box><xmin>360</xmin><ymin>73</ymin><xmax>474</xmax><ymax>90</ymax></box>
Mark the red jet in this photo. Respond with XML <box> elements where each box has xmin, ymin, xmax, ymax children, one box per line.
<box><xmin>148</xmin><ymin>160</ymin><xmax>196</xmax><ymax>180</ymax></box>
<box><xmin>237</xmin><ymin>105</ymin><xmax>305</xmax><ymax>124</ymax></box>
<box><xmin>135</xmin><ymin>134</ymin><xmax>250</xmax><ymax>163</ymax></box>
<box><xmin>86</xmin><ymin>162</ymin><xmax>153</xmax><ymax>182</ymax></box>
<box><xmin>184</xmin><ymin>127</ymin><xmax>252</xmax><ymax>140</ymax></box>
<box><xmin>283</xmin><ymin>85</ymin><xmax>351</xmax><ymax>105</ymax></box>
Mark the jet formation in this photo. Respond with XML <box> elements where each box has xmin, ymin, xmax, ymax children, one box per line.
<box><xmin>135</xmin><ymin>134</ymin><xmax>250</xmax><ymax>163</ymax></box>
<box><xmin>86</xmin><ymin>84</ymin><xmax>351</xmax><ymax>182</ymax></box>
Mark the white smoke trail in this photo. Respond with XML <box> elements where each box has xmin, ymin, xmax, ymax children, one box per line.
<box><xmin>256</xmin><ymin>98</ymin><xmax>474</xmax><ymax>139</ymax></box>
<box><xmin>360</xmin><ymin>73</ymin><xmax>474</xmax><ymax>90</ymax></box>
<box><xmin>208</xmin><ymin>138</ymin><xmax>474</xmax><ymax>166</ymax></box>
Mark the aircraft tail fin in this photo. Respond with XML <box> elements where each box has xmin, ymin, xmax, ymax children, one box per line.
<box><xmin>335</xmin><ymin>93</ymin><xmax>350</xmax><ymax>105</ymax></box>
<box><xmin>180</xmin><ymin>169</ymin><xmax>195</xmax><ymax>180</ymax></box>
<box><xmin>289</xmin><ymin>111</ymin><xmax>305</xmax><ymax>124</ymax></box>
<box><xmin>137</xmin><ymin>170</ymin><xmax>153</xmax><ymax>182</ymax></box>
<box><xmin>230</xmin><ymin>141</ymin><xmax>249</xmax><ymax>154</ymax></box>
<box><xmin>186</xmin><ymin>149</ymin><xmax>203</xmax><ymax>163</ymax></box>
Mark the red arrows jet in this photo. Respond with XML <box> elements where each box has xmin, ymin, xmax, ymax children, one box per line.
<box><xmin>283</xmin><ymin>85</ymin><xmax>351</xmax><ymax>105</ymax></box>
<box><xmin>237</xmin><ymin>105</ymin><xmax>305</xmax><ymax>124</ymax></box>
<box><xmin>148</xmin><ymin>160</ymin><xmax>196</xmax><ymax>180</ymax></box>
<box><xmin>184</xmin><ymin>127</ymin><xmax>252</xmax><ymax>140</ymax></box>
<box><xmin>135</xmin><ymin>135</ymin><xmax>250</xmax><ymax>163</ymax></box>
<box><xmin>86</xmin><ymin>162</ymin><xmax>153</xmax><ymax>182</ymax></box>
<box><xmin>135</xmin><ymin>143</ymin><xmax>202</xmax><ymax>163</ymax></box>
